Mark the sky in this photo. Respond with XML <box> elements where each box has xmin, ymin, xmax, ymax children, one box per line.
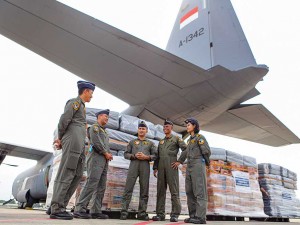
<box><xmin>0</xmin><ymin>0</ymin><xmax>300</xmax><ymax>200</ymax></box>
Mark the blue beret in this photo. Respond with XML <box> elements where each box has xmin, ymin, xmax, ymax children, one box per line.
<box><xmin>95</xmin><ymin>109</ymin><xmax>110</xmax><ymax>117</ymax></box>
<box><xmin>77</xmin><ymin>80</ymin><xmax>95</xmax><ymax>91</ymax></box>
<box><xmin>138</xmin><ymin>120</ymin><xmax>148</xmax><ymax>128</ymax></box>
<box><xmin>185</xmin><ymin>117</ymin><xmax>199</xmax><ymax>126</ymax></box>
<box><xmin>184</xmin><ymin>117</ymin><xmax>200</xmax><ymax>133</ymax></box>
<box><xmin>164</xmin><ymin>119</ymin><xmax>174</xmax><ymax>126</ymax></box>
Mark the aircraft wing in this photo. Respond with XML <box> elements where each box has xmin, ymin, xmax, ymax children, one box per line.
<box><xmin>202</xmin><ymin>104</ymin><xmax>300</xmax><ymax>147</ymax></box>
<box><xmin>0</xmin><ymin>0</ymin><xmax>210</xmax><ymax>106</ymax></box>
<box><xmin>0</xmin><ymin>141</ymin><xmax>52</xmax><ymax>165</ymax></box>
<box><xmin>0</xmin><ymin>0</ymin><xmax>299</xmax><ymax>147</ymax></box>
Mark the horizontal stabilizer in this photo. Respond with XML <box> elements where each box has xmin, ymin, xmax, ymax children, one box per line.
<box><xmin>202</xmin><ymin>104</ymin><xmax>300</xmax><ymax>147</ymax></box>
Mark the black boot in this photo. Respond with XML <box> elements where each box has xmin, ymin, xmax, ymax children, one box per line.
<box><xmin>170</xmin><ymin>215</ymin><xmax>179</xmax><ymax>222</ymax></box>
<box><xmin>152</xmin><ymin>214</ymin><xmax>165</xmax><ymax>221</ymax></box>
<box><xmin>46</xmin><ymin>207</ymin><xmax>51</xmax><ymax>215</ymax></box>
<box><xmin>91</xmin><ymin>213</ymin><xmax>109</xmax><ymax>219</ymax></box>
<box><xmin>73</xmin><ymin>211</ymin><xmax>91</xmax><ymax>219</ymax></box>
<box><xmin>120</xmin><ymin>211</ymin><xmax>128</xmax><ymax>220</ymax></box>
<box><xmin>190</xmin><ymin>217</ymin><xmax>206</xmax><ymax>224</ymax></box>
<box><xmin>184</xmin><ymin>217</ymin><xmax>194</xmax><ymax>223</ymax></box>
<box><xmin>137</xmin><ymin>213</ymin><xmax>149</xmax><ymax>221</ymax></box>
<box><xmin>50</xmin><ymin>211</ymin><xmax>73</xmax><ymax>220</ymax></box>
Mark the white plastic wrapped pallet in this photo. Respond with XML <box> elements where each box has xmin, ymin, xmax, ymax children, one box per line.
<box><xmin>210</xmin><ymin>147</ymin><xmax>226</xmax><ymax>161</ymax></box>
<box><xmin>258</xmin><ymin>163</ymin><xmax>300</xmax><ymax>217</ymax></box>
<box><xmin>226</xmin><ymin>150</ymin><xmax>243</xmax><ymax>165</ymax></box>
<box><xmin>119</xmin><ymin>114</ymin><xmax>156</xmax><ymax>139</ymax></box>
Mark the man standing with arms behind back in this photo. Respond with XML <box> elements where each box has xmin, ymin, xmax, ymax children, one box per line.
<box><xmin>74</xmin><ymin>109</ymin><xmax>113</xmax><ymax>219</ymax></box>
<box><xmin>50</xmin><ymin>80</ymin><xmax>95</xmax><ymax>220</ymax></box>
<box><xmin>152</xmin><ymin>119</ymin><xmax>187</xmax><ymax>222</ymax></box>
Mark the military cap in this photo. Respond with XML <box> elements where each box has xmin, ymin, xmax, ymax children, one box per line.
<box><xmin>164</xmin><ymin>119</ymin><xmax>174</xmax><ymax>126</ymax></box>
<box><xmin>95</xmin><ymin>109</ymin><xmax>110</xmax><ymax>117</ymax></box>
<box><xmin>77</xmin><ymin>80</ymin><xmax>96</xmax><ymax>91</ymax></box>
<box><xmin>185</xmin><ymin>117</ymin><xmax>200</xmax><ymax>133</ymax></box>
<box><xmin>138</xmin><ymin>120</ymin><xmax>148</xmax><ymax>128</ymax></box>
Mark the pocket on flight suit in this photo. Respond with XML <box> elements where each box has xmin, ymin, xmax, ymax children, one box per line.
<box><xmin>89</xmin><ymin>158</ymin><xmax>100</xmax><ymax>179</ymax></box>
<box><xmin>66</xmin><ymin>151</ymin><xmax>80</xmax><ymax>170</ymax></box>
<box><xmin>76</xmin><ymin>154</ymin><xmax>85</xmax><ymax>176</ymax></box>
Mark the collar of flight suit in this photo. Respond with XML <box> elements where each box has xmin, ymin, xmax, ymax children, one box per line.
<box><xmin>97</xmin><ymin>124</ymin><xmax>106</xmax><ymax>133</ymax></box>
<box><xmin>76</xmin><ymin>95</ymin><xmax>86</xmax><ymax>106</ymax></box>
<box><xmin>164</xmin><ymin>134</ymin><xmax>173</xmax><ymax>140</ymax></box>
<box><xmin>136</xmin><ymin>137</ymin><xmax>147</xmax><ymax>141</ymax></box>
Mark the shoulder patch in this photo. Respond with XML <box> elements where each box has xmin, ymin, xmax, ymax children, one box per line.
<box><xmin>160</xmin><ymin>140</ymin><xmax>164</xmax><ymax>145</ymax></box>
<box><xmin>93</xmin><ymin>125</ymin><xmax>99</xmax><ymax>133</ymax></box>
<box><xmin>72</xmin><ymin>101</ymin><xmax>80</xmax><ymax>110</ymax></box>
<box><xmin>198</xmin><ymin>139</ymin><xmax>205</xmax><ymax>145</ymax></box>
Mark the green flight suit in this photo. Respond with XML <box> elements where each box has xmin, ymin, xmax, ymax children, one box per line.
<box><xmin>51</xmin><ymin>96</ymin><xmax>86</xmax><ymax>214</ymax></box>
<box><xmin>75</xmin><ymin>123</ymin><xmax>110</xmax><ymax>214</ymax></box>
<box><xmin>178</xmin><ymin>133</ymin><xmax>210</xmax><ymax>220</ymax></box>
<box><xmin>121</xmin><ymin>138</ymin><xmax>157</xmax><ymax>216</ymax></box>
<box><xmin>153</xmin><ymin>135</ymin><xmax>187</xmax><ymax>217</ymax></box>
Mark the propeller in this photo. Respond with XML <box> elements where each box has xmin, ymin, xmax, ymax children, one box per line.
<box><xmin>2</xmin><ymin>198</ymin><xmax>15</xmax><ymax>205</ymax></box>
<box><xmin>2</xmin><ymin>163</ymin><xmax>19</xmax><ymax>167</ymax></box>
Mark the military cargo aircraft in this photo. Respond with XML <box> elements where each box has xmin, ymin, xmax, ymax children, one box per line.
<box><xmin>0</xmin><ymin>0</ymin><xmax>299</xmax><ymax>208</ymax></box>
<box><xmin>0</xmin><ymin>141</ymin><xmax>53</xmax><ymax>208</ymax></box>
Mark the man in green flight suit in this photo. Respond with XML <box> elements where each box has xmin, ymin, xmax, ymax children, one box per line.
<box><xmin>120</xmin><ymin>121</ymin><xmax>157</xmax><ymax>221</ymax></box>
<box><xmin>74</xmin><ymin>109</ymin><xmax>113</xmax><ymax>219</ymax></box>
<box><xmin>172</xmin><ymin>118</ymin><xmax>211</xmax><ymax>224</ymax></box>
<box><xmin>50</xmin><ymin>80</ymin><xmax>95</xmax><ymax>220</ymax></box>
<box><xmin>152</xmin><ymin>119</ymin><xmax>187</xmax><ymax>222</ymax></box>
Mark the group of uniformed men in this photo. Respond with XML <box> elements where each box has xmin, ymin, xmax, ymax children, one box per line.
<box><xmin>48</xmin><ymin>81</ymin><xmax>211</xmax><ymax>224</ymax></box>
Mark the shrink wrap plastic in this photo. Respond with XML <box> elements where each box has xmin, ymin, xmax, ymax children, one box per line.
<box><xmin>258</xmin><ymin>163</ymin><xmax>300</xmax><ymax>217</ymax></box>
<box><xmin>202</xmin><ymin>160</ymin><xmax>265</xmax><ymax>217</ymax></box>
<box><xmin>199</xmin><ymin>150</ymin><xmax>266</xmax><ymax>217</ymax></box>
<box><xmin>210</xmin><ymin>148</ymin><xmax>226</xmax><ymax>161</ymax></box>
<box><xmin>119</xmin><ymin>114</ymin><xmax>155</xmax><ymax>139</ymax></box>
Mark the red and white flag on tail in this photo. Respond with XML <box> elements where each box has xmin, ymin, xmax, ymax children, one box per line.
<box><xmin>180</xmin><ymin>7</ymin><xmax>198</xmax><ymax>29</ymax></box>
<box><xmin>179</xmin><ymin>1</ymin><xmax>206</xmax><ymax>29</ymax></box>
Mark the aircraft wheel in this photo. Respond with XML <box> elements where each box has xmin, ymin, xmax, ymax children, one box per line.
<box><xmin>18</xmin><ymin>202</ymin><xmax>25</xmax><ymax>209</ymax></box>
<box><xmin>24</xmin><ymin>195</ymin><xmax>35</xmax><ymax>208</ymax></box>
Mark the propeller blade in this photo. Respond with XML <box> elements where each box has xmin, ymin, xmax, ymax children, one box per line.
<box><xmin>2</xmin><ymin>163</ymin><xmax>19</xmax><ymax>167</ymax></box>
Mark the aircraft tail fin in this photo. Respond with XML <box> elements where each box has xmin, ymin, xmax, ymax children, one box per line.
<box><xmin>166</xmin><ymin>0</ymin><xmax>256</xmax><ymax>70</ymax></box>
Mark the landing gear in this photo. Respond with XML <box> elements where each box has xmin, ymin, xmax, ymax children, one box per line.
<box><xmin>18</xmin><ymin>202</ymin><xmax>25</xmax><ymax>209</ymax></box>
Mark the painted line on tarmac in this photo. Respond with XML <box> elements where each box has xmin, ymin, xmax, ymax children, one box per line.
<box><xmin>0</xmin><ymin>218</ymin><xmax>52</xmax><ymax>222</ymax></box>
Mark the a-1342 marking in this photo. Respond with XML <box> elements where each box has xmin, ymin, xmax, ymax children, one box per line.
<box><xmin>179</xmin><ymin>27</ymin><xmax>205</xmax><ymax>48</ymax></box>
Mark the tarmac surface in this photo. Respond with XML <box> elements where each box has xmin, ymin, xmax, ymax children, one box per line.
<box><xmin>0</xmin><ymin>207</ymin><xmax>300</xmax><ymax>225</ymax></box>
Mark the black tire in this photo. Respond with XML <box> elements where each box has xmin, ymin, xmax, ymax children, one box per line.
<box><xmin>24</xmin><ymin>195</ymin><xmax>37</xmax><ymax>208</ymax></box>
<box><xmin>18</xmin><ymin>202</ymin><xmax>25</xmax><ymax>209</ymax></box>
